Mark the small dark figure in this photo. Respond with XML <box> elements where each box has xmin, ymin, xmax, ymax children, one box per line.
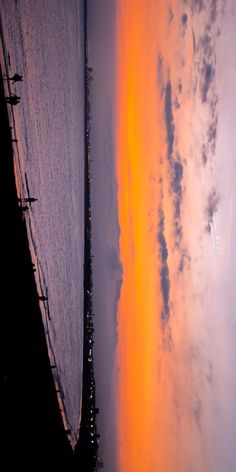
<box><xmin>6</xmin><ymin>94</ymin><xmax>20</xmax><ymax>100</ymax></box>
<box><xmin>25</xmin><ymin>197</ymin><xmax>37</xmax><ymax>203</ymax></box>
<box><xmin>21</xmin><ymin>205</ymin><xmax>29</xmax><ymax>212</ymax></box>
<box><xmin>38</xmin><ymin>295</ymin><xmax>48</xmax><ymax>301</ymax></box>
<box><xmin>4</xmin><ymin>73</ymin><xmax>23</xmax><ymax>84</ymax></box>
<box><xmin>5</xmin><ymin>95</ymin><xmax>20</xmax><ymax>105</ymax></box>
<box><xmin>17</xmin><ymin>197</ymin><xmax>37</xmax><ymax>203</ymax></box>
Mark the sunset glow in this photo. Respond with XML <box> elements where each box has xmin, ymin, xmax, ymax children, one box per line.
<box><xmin>115</xmin><ymin>0</ymin><xmax>232</xmax><ymax>470</ymax></box>
<box><xmin>116</xmin><ymin>1</ymin><xmax>169</xmax><ymax>470</ymax></box>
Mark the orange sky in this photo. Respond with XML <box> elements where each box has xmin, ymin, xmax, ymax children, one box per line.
<box><xmin>115</xmin><ymin>1</ymin><xmax>215</xmax><ymax>471</ymax></box>
<box><xmin>116</xmin><ymin>1</ymin><xmax>174</xmax><ymax>470</ymax></box>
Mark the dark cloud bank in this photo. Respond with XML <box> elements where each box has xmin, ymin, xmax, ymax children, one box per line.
<box><xmin>164</xmin><ymin>80</ymin><xmax>184</xmax><ymax>244</ymax></box>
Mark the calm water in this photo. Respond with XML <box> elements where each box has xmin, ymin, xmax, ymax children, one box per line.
<box><xmin>0</xmin><ymin>0</ymin><xmax>84</xmax><ymax>444</ymax></box>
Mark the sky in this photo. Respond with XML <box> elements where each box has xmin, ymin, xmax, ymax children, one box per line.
<box><xmin>90</xmin><ymin>0</ymin><xmax>236</xmax><ymax>471</ymax></box>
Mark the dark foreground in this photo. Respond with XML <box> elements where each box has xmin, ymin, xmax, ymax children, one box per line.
<box><xmin>0</xmin><ymin>64</ymin><xmax>102</xmax><ymax>470</ymax></box>
<box><xmin>0</xmin><ymin>68</ymin><xmax>77</xmax><ymax>470</ymax></box>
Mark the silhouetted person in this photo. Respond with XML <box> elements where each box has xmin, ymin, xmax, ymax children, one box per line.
<box><xmin>25</xmin><ymin>197</ymin><xmax>37</xmax><ymax>202</ymax></box>
<box><xmin>38</xmin><ymin>295</ymin><xmax>48</xmax><ymax>301</ymax></box>
<box><xmin>21</xmin><ymin>205</ymin><xmax>29</xmax><ymax>212</ymax></box>
<box><xmin>5</xmin><ymin>95</ymin><xmax>20</xmax><ymax>105</ymax></box>
<box><xmin>6</xmin><ymin>94</ymin><xmax>20</xmax><ymax>100</ymax></box>
<box><xmin>4</xmin><ymin>73</ymin><xmax>23</xmax><ymax>84</ymax></box>
<box><xmin>17</xmin><ymin>197</ymin><xmax>37</xmax><ymax>203</ymax></box>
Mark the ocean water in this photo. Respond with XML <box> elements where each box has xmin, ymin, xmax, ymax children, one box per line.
<box><xmin>0</xmin><ymin>0</ymin><xmax>84</xmax><ymax>445</ymax></box>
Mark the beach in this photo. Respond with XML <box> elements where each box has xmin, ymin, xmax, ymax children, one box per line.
<box><xmin>0</xmin><ymin>63</ymin><xmax>77</xmax><ymax>469</ymax></box>
<box><xmin>0</xmin><ymin>0</ymin><xmax>85</xmax><ymax>443</ymax></box>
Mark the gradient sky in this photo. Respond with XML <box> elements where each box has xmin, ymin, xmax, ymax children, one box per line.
<box><xmin>90</xmin><ymin>0</ymin><xmax>236</xmax><ymax>471</ymax></box>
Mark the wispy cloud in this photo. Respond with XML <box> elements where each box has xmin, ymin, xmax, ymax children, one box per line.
<box><xmin>164</xmin><ymin>80</ymin><xmax>185</xmax><ymax>245</ymax></box>
<box><xmin>164</xmin><ymin>80</ymin><xmax>175</xmax><ymax>161</ymax></box>
<box><xmin>168</xmin><ymin>6</ymin><xmax>174</xmax><ymax>24</ymax></box>
<box><xmin>192</xmin><ymin>395</ymin><xmax>202</xmax><ymax>432</ymax></box>
<box><xmin>191</xmin><ymin>0</ymin><xmax>205</xmax><ymax>15</ymax></box>
<box><xmin>158</xmin><ymin>208</ymin><xmax>171</xmax><ymax>324</ymax></box>
<box><xmin>199</xmin><ymin>33</ymin><xmax>213</xmax><ymax>60</ymax></box>
<box><xmin>163</xmin><ymin>325</ymin><xmax>174</xmax><ymax>351</ymax></box>
<box><xmin>181</xmin><ymin>12</ymin><xmax>188</xmax><ymax>26</ymax></box>
<box><xmin>207</xmin><ymin>117</ymin><xmax>218</xmax><ymax>153</ymax></box>
<box><xmin>178</xmin><ymin>249</ymin><xmax>191</xmax><ymax>273</ymax></box>
<box><xmin>157</xmin><ymin>54</ymin><xmax>165</xmax><ymax>97</ymax></box>
<box><xmin>177</xmin><ymin>78</ymin><xmax>182</xmax><ymax>94</ymax></box>
<box><xmin>205</xmin><ymin>187</ymin><xmax>220</xmax><ymax>220</ymax></box>
<box><xmin>200</xmin><ymin>60</ymin><xmax>215</xmax><ymax>103</ymax></box>
<box><xmin>201</xmin><ymin>144</ymin><xmax>208</xmax><ymax>166</ymax></box>
<box><xmin>170</xmin><ymin>161</ymin><xmax>183</xmax><ymax>206</ymax></box>
<box><xmin>209</xmin><ymin>0</ymin><xmax>218</xmax><ymax>24</ymax></box>
<box><xmin>201</xmin><ymin>115</ymin><xmax>218</xmax><ymax>166</ymax></box>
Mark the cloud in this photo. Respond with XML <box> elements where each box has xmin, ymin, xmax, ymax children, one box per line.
<box><xmin>206</xmin><ymin>188</ymin><xmax>220</xmax><ymax>220</ymax></box>
<box><xmin>160</xmin><ymin>265</ymin><xmax>171</xmax><ymax>309</ymax></box>
<box><xmin>199</xmin><ymin>34</ymin><xmax>213</xmax><ymax>60</ymax></box>
<box><xmin>206</xmin><ymin>362</ymin><xmax>213</xmax><ymax>385</ymax></box>
<box><xmin>163</xmin><ymin>80</ymin><xmax>185</xmax><ymax>246</ymax></box>
<box><xmin>210</xmin><ymin>92</ymin><xmax>218</xmax><ymax>114</ymax></box>
<box><xmin>207</xmin><ymin>116</ymin><xmax>218</xmax><ymax>153</ymax></box>
<box><xmin>158</xmin><ymin>209</ymin><xmax>171</xmax><ymax>324</ymax></box>
<box><xmin>163</xmin><ymin>325</ymin><xmax>174</xmax><ymax>351</ymax></box>
<box><xmin>192</xmin><ymin>395</ymin><xmax>202</xmax><ymax>432</ymax></box>
<box><xmin>201</xmin><ymin>144</ymin><xmax>208</xmax><ymax>166</ymax></box>
<box><xmin>171</xmin><ymin>160</ymin><xmax>184</xmax><ymax>197</ymax></box>
<box><xmin>190</xmin><ymin>1</ymin><xmax>221</xmax><ymax>105</ymax></box>
<box><xmin>177</xmin><ymin>78</ymin><xmax>182</xmax><ymax>94</ymax></box>
<box><xmin>200</xmin><ymin>60</ymin><xmax>215</xmax><ymax>103</ymax></box>
<box><xmin>164</xmin><ymin>80</ymin><xmax>175</xmax><ymax>161</ymax></box>
<box><xmin>191</xmin><ymin>0</ymin><xmax>205</xmax><ymax>14</ymax></box>
<box><xmin>170</xmin><ymin>159</ymin><xmax>184</xmax><ymax>243</ymax></box>
<box><xmin>178</xmin><ymin>249</ymin><xmax>191</xmax><ymax>273</ymax></box>
<box><xmin>173</xmin><ymin>97</ymin><xmax>181</xmax><ymax>109</ymax></box>
<box><xmin>201</xmin><ymin>116</ymin><xmax>218</xmax><ymax>165</ymax></box>
<box><xmin>209</xmin><ymin>0</ymin><xmax>218</xmax><ymax>24</ymax></box>
<box><xmin>157</xmin><ymin>54</ymin><xmax>165</xmax><ymax>97</ymax></box>
<box><xmin>181</xmin><ymin>12</ymin><xmax>188</xmax><ymax>37</ymax></box>
<box><xmin>168</xmin><ymin>6</ymin><xmax>174</xmax><ymax>24</ymax></box>
<box><xmin>181</xmin><ymin>12</ymin><xmax>188</xmax><ymax>26</ymax></box>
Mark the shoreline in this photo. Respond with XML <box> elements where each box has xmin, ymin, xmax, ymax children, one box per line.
<box><xmin>0</xmin><ymin>65</ymin><xmax>75</xmax><ymax>469</ymax></box>
<box><xmin>0</xmin><ymin>0</ymin><xmax>101</xmax><ymax>472</ymax></box>
<box><xmin>0</xmin><ymin>12</ymin><xmax>79</xmax><ymax>450</ymax></box>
